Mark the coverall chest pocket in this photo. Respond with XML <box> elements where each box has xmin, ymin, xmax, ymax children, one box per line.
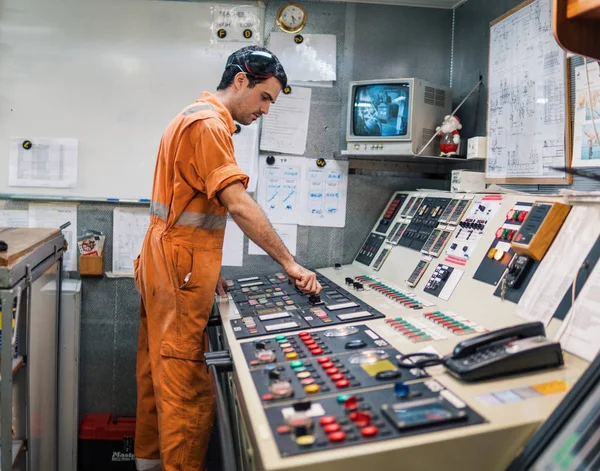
<box><xmin>172</xmin><ymin>244</ymin><xmax>199</xmax><ymax>290</ymax></box>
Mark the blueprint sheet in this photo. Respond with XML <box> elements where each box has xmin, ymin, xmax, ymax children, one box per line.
<box><xmin>486</xmin><ymin>0</ymin><xmax>567</xmax><ymax>181</ymax></box>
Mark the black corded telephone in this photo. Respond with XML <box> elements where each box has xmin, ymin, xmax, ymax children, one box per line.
<box><xmin>505</xmin><ymin>255</ymin><xmax>533</xmax><ymax>289</ymax></box>
<box><xmin>398</xmin><ymin>322</ymin><xmax>564</xmax><ymax>382</ymax></box>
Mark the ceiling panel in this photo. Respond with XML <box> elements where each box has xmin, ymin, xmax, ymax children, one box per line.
<box><xmin>322</xmin><ymin>0</ymin><xmax>461</xmax><ymax>9</ymax></box>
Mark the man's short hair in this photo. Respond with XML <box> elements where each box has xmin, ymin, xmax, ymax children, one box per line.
<box><xmin>217</xmin><ymin>45</ymin><xmax>287</xmax><ymax>91</ymax></box>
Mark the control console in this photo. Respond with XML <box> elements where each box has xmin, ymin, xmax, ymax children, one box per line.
<box><xmin>228</xmin><ymin>274</ymin><xmax>386</xmax><ymax>339</ymax></box>
<box><xmin>399</xmin><ymin>196</ymin><xmax>451</xmax><ymax>251</ymax></box>
<box><xmin>242</xmin><ymin>325</ymin><xmax>429</xmax><ymax>404</ymax></box>
<box><xmin>265</xmin><ymin>379</ymin><xmax>486</xmax><ymax>456</ymax></box>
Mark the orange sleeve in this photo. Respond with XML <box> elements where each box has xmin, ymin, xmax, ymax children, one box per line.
<box><xmin>191</xmin><ymin>124</ymin><xmax>249</xmax><ymax>207</ymax></box>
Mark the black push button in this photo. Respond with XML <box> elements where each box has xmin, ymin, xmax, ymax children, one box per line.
<box><xmin>375</xmin><ymin>370</ymin><xmax>402</xmax><ymax>381</ymax></box>
<box><xmin>345</xmin><ymin>339</ymin><xmax>367</xmax><ymax>349</ymax></box>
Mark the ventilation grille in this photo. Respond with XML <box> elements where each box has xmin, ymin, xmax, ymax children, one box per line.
<box><xmin>424</xmin><ymin>86</ymin><xmax>447</xmax><ymax>108</ymax></box>
<box><xmin>424</xmin><ymin>86</ymin><xmax>435</xmax><ymax>106</ymax></box>
<box><xmin>435</xmin><ymin>89</ymin><xmax>446</xmax><ymax>107</ymax></box>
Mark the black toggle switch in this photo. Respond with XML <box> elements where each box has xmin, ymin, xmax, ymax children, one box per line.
<box><xmin>294</xmin><ymin>424</ymin><xmax>309</xmax><ymax>437</ymax></box>
<box><xmin>353</xmin><ymin>282</ymin><xmax>364</xmax><ymax>291</ymax></box>
<box><xmin>375</xmin><ymin>370</ymin><xmax>401</xmax><ymax>380</ymax></box>
<box><xmin>268</xmin><ymin>369</ymin><xmax>281</xmax><ymax>381</ymax></box>
<box><xmin>309</xmin><ymin>294</ymin><xmax>321</xmax><ymax>305</ymax></box>
<box><xmin>345</xmin><ymin>277</ymin><xmax>354</xmax><ymax>285</ymax></box>
<box><xmin>293</xmin><ymin>400</ymin><xmax>312</xmax><ymax>412</ymax></box>
<box><xmin>254</xmin><ymin>341</ymin><xmax>266</xmax><ymax>350</ymax></box>
<box><xmin>345</xmin><ymin>339</ymin><xmax>367</xmax><ymax>349</ymax></box>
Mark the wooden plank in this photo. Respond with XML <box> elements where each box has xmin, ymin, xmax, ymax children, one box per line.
<box><xmin>0</xmin><ymin>228</ymin><xmax>61</xmax><ymax>267</ymax></box>
<box><xmin>490</xmin><ymin>0</ymin><xmax>536</xmax><ymax>26</ymax></box>
<box><xmin>565</xmin><ymin>57</ymin><xmax>574</xmax><ymax>185</ymax></box>
<box><xmin>566</xmin><ymin>0</ymin><xmax>600</xmax><ymax>20</ymax></box>
<box><xmin>554</xmin><ymin>0</ymin><xmax>600</xmax><ymax>61</ymax></box>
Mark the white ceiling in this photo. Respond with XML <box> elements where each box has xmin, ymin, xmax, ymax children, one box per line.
<box><xmin>323</xmin><ymin>0</ymin><xmax>465</xmax><ymax>9</ymax></box>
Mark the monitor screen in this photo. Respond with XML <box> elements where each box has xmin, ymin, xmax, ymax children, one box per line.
<box><xmin>507</xmin><ymin>352</ymin><xmax>600</xmax><ymax>471</ymax></box>
<box><xmin>352</xmin><ymin>83</ymin><xmax>410</xmax><ymax>137</ymax></box>
<box><xmin>530</xmin><ymin>380</ymin><xmax>600</xmax><ymax>470</ymax></box>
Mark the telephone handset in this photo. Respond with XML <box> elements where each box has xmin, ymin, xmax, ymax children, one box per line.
<box><xmin>505</xmin><ymin>255</ymin><xmax>533</xmax><ymax>289</ymax></box>
<box><xmin>397</xmin><ymin>322</ymin><xmax>564</xmax><ymax>382</ymax></box>
<box><xmin>445</xmin><ymin>321</ymin><xmax>564</xmax><ymax>382</ymax></box>
<box><xmin>450</xmin><ymin>321</ymin><xmax>545</xmax><ymax>359</ymax></box>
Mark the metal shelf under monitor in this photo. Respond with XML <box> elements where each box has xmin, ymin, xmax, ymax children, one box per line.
<box><xmin>334</xmin><ymin>152</ymin><xmax>485</xmax><ymax>175</ymax></box>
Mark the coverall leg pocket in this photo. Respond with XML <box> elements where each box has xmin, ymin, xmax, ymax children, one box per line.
<box><xmin>157</xmin><ymin>342</ymin><xmax>215</xmax><ymax>471</ymax></box>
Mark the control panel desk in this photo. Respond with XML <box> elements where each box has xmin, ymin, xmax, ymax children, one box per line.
<box><xmin>217</xmin><ymin>294</ymin><xmax>587</xmax><ymax>471</ymax></box>
<box><xmin>216</xmin><ymin>190</ymin><xmax>594</xmax><ymax>471</ymax></box>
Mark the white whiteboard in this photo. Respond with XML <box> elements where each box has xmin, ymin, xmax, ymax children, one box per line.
<box><xmin>486</xmin><ymin>0</ymin><xmax>569</xmax><ymax>183</ymax></box>
<box><xmin>0</xmin><ymin>0</ymin><xmax>263</xmax><ymax>200</ymax></box>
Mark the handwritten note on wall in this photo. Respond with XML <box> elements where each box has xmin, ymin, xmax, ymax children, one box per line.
<box><xmin>260</xmin><ymin>86</ymin><xmax>311</xmax><ymax>155</ymax></box>
<box><xmin>256</xmin><ymin>155</ymin><xmax>348</xmax><ymax>227</ymax></box>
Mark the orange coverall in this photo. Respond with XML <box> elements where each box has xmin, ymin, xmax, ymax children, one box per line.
<box><xmin>134</xmin><ymin>92</ymin><xmax>248</xmax><ymax>471</ymax></box>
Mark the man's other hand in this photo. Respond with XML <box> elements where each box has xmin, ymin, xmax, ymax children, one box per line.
<box><xmin>284</xmin><ymin>263</ymin><xmax>322</xmax><ymax>294</ymax></box>
<box><xmin>215</xmin><ymin>275</ymin><xmax>228</xmax><ymax>296</ymax></box>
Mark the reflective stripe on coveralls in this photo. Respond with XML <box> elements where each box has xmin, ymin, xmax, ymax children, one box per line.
<box><xmin>150</xmin><ymin>201</ymin><xmax>227</xmax><ymax>230</ymax></box>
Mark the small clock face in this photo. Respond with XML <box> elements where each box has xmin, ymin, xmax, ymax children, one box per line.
<box><xmin>277</xmin><ymin>4</ymin><xmax>307</xmax><ymax>33</ymax></box>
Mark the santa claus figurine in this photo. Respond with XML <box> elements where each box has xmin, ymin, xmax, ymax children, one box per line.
<box><xmin>436</xmin><ymin>115</ymin><xmax>462</xmax><ymax>157</ymax></box>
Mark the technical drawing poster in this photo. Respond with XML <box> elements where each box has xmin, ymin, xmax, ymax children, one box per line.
<box><xmin>572</xmin><ymin>61</ymin><xmax>600</xmax><ymax>168</ymax></box>
<box><xmin>486</xmin><ymin>0</ymin><xmax>567</xmax><ymax>181</ymax></box>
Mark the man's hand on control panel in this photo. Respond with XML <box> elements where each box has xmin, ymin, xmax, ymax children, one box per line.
<box><xmin>215</xmin><ymin>274</ymin><xmax>228</xmax><ymax>296</ymax></box>
<box><xmin>284</xmin><ymin>262</ymin><xmax>322</xmax><ymax>295</ymax></box>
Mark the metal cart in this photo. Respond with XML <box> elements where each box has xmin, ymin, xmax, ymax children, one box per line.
<box><xmin>0</xmin><ymin>228</ymin><xmax>64</xmax><ymax>470</ymax></box>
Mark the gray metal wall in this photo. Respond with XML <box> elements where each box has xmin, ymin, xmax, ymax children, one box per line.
<box><xmin>0</xmin><ymin>0</ymin><xmax>453</xmax><ymax>419</ymax></box>
<box><xmin>453</xmin><ymin>0</ymin><xmax>600</xmax><ymax>192</ymax></box>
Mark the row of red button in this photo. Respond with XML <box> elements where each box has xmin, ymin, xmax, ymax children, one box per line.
<box><xmin>318</xmin><ymin>414</ymin><xmax>378</xmax><ymax>442</ymax></box>
<box><xmin>298</xmin><ymin>332</ymin><xmax>324</xmax><ymax>356</ymax></box>
<box><xmin>317</xmin><ymin>356</ymin><xmax>350</xmax><ymax>388</ymax></box>
<box><xmin>383</xmin><ymin>199</ymin><xmax>401</xmax><ymax>219</ymax></box>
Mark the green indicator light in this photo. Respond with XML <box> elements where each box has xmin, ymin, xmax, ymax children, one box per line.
<box><xmin>336</xmin><ymin>395</ymin><xmax>350</xmax><ymax>404</ymax></box>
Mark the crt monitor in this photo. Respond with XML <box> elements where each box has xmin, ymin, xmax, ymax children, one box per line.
<box><xmin>344</xmin><ymin>78</ymin><xmax>452</xmax><ymax>156</ymax></box>
<box><xmin>507</xmin><ymin>352</ymin><xmax>600</xmax><ymax>471</ymax></box>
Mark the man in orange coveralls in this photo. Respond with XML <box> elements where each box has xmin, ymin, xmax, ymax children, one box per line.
<box><xmin>133</xmin><ymin>45</ymin><xmax>322</xmax><ymax>471</ymax></box>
